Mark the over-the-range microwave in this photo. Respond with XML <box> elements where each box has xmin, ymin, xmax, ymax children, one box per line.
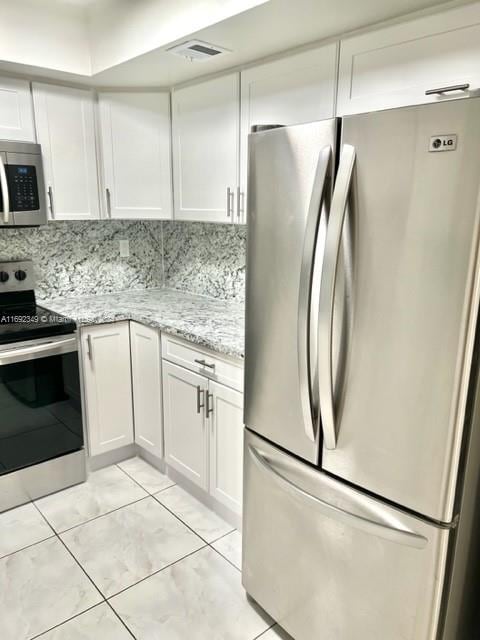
<box><xmin>0</xmin><ymin>140</ymin><xmax>47</xmax><ymax>227</ymax></box>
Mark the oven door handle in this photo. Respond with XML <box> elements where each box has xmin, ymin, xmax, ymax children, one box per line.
<box><xmin>0</xmin><ymin>335</ymin><xmax>77</xmax><ymax>365</ymax></box>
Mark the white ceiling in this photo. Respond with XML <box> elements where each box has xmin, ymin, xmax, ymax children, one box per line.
<box><xmin>0</xmin><ymin>0</ymin><xmax>474</xmax><ymax>87</ymax></box>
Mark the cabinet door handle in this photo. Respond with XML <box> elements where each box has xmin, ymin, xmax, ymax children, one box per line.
<box><xmin>206</xmin><ymin>391</ymin><xmax>214</xmax><ymax>418</ymax></box>
<box><xmin>425</xmin><ymin>83</ymin><xmax>470</xmax><ymax>96</ymax></box>
<box><xmin>196</xmin><ymin>385</ymin><xmax>205</xmax><ymax>414</ymax></box>
<box><xmin>226</xmin><ymin>187</ymin><xmax>234</xmax><ymax>218</ymax></box>
<box><xmin>47</xmin><ymin>186</ymin><xmax>54</xmax><ymax>218</ymax></box>
<box><xmin>194</xmin><ymin>358</ymin><xmax>215</xmax><ymax>370</ymax></box>
<box><xmin>106</xmin><ymin>188</ymin><xmax>112</xmax><ymax>216</ymax></box>
<box><xmin>87</xmin><ymin>335</ymin><xmax>94</xmax><ymax>365</ymax></box>
<box><xmin>236</xmin><ymin>187</ymin><xmax>244</xmax><ymax>221</ymax></box>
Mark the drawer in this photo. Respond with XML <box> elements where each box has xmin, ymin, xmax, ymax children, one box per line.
<box><xmin>161</xmin><ymin>334</ymin><xmax>243</xmax><ymax>392</ymax></box>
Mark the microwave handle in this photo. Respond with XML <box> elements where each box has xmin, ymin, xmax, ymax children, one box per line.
<box><xmin>0</xmin><ymin>156</ymin><xmax>10</xmax><ymax>225</ymax></box>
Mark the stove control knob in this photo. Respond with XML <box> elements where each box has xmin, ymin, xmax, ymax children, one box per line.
<box><xmin>0</xmin><ymin>271</ymin><xmax>9</xmax><ymax>283</ymax></box>
<box><xmin>15</xmin><ymin>270</ymin><xmax>27</xmax><ymax>282</ymax></box>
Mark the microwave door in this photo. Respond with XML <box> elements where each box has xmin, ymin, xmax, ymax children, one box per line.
<box><xmin>5</xmin><ymin>151</ymin><xmax>47</xmax><ymax>226</ymax></box>
<box><xmin>0</xmin><ymin>152</ymin><xmax>9</xmax><ymax>226</ymax></box>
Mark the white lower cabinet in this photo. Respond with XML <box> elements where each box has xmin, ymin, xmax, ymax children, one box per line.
<box><xmin>130</xmin><ymin>322</ymin><xmax>163</xmax><ymax>457</ymax></box>
<box><xmin>208</xmin><ymin>381</ymin><xmax>244</xmax><ymax>514</ymax></box>
<box><xmin>162</xmin><ymin>360</ymin><xmax>208</xmax><ymax>489</ymax></box>
<box><xmin>162</xmin><ymin>341</ymin><xmax>244</xmax><ymax>516</ymax></box>
<box><xmin>81</xmin><ymin>322</ymin><xmax>134</xmax><ymax>456</ymax></box>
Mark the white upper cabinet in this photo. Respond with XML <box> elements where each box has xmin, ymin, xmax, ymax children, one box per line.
<box><xmin>130</xmin><ymin>322</ymin><xmax>163</xmax><ymax>458</ymax></box>
<box><xmin>172</xmin><ymin>73</ymin><xmax>240</xmax><ymax>223</ymax></box>
<box><xmin>0</xmin><ymin>76</ymin><xmax>35</xmax><ymax>142</ymax></box>
<box><xmin>337</xmin><ymin>2</ymin><xmax>480</xmax><ymax>115</ymax></box>
<box><xmin>240</xmin><ymin>43</ymin><xmax>338</xmax><ymax>221</ymax></box>
<box><xmin>99</xmin><ymin>91</ymin><xmax>172</xmax><ymax>220</ymax></box>
<box><xmin>32</xmin><ymin>83</ymin><xmax>100</xmax><ymax>220</ymax></box>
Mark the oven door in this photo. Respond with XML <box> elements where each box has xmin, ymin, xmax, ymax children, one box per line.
<box><xmin>0</xmin><ymin>334</ymin><xmax>84</xmax><ymax>475</ymax></box>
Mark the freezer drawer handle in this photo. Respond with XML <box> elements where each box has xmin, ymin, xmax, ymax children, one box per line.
<box><xmin>249</xmin><ymin>444</ymin><xmax>428</xmax><ymax>550</ymax></box>
<box><xmin>318</xmin><ymin>144</ymin><xmax>356</xmax><ymax>450</ymax></box>
<box><xmin>298</xmin><ymin>144</ymin><xmax>332</xmax><ymax>444</ymax></box>
<box><xmin>0</xmin><ymin>155</ymin><xmax>10</xmax><ymax>225</ymax></box>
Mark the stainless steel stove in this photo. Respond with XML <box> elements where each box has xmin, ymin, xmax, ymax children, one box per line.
<box><xmin>0</xmin><ymin>260</ymin><xmax>85</xmax><ymax>512</ymax></box>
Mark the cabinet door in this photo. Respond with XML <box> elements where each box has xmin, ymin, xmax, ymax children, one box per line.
<box><xmin>240</xmin><ymin>43</ymin><xmax>337</xmax><ymax>222</ymax></box>
<box><xmin>0</xmin><ymin>76</ymin><xmax>35</xmax><ymax>142</ymax></box>
<box><xmin>208</xmin><ymin>381</ymin><xmax>244</xmax><ymax>514</ymax></box>
<box><xmin>82</xmin><ymin>322</ymin><xmax>134</xmax><ymax>456</ymax></box>
<box><xmin>99</xmin><ymin>92</ymin><xmax>172</xmax><ymax>220</ymax></box>
<box><xmin>32</xmin><ymin>83</ymin><xmax>100</xmax><ymax>220</ymax></box>
<box><xmin>130</xmin><ymin>322</ymin><xmax>163</xmax><ymax>457</ymax></box>
<box><xmin>337</xmin><ymin>3</ymin><xmax>480</xmax><ymax>115</ymax></box>
<box><xmin>162</xmin><ymin>360</ymin><xmax>208</xmax><ymax>488</ymax></box>
<box><xmin>172</xmin><ymin>73</ymin><xmax>239</xmax><ymax>223</ymax></box>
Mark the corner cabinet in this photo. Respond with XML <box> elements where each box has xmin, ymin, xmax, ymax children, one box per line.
<box><xmin>171</xmin><ymin>73</ymin><xmax>240</xmax><ymax>223</ymax></box>
<box><xmin>0</xmin><ymin>76</ymin><xmax>35</xmax><ymax>142</ymax></box>
<box><xmin>130</xmin><ymin>322</ymin><xmax>163</xmax><ymax>457</ymax></box>
<box><xmin>32</xmin><ymin>83</ymin><xmax>100</xmax><ymax>221</ymax></box>
<box><xmin>337</xmin><ymin>3</ymin><xmax>480</xmax><ymax>115</ymax></box>
<box><xmin>98</xmin><ymin>91</ymin><xmax>172</xmax><ymax>220</ymax></box>
<box><xmin>81</xmin><ymin>322</ymin><xmax>134</xmax><ymax>456</ymax></box>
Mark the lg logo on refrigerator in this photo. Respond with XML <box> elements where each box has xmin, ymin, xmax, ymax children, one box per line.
<box><xmin>429</xmin><ymin>134</ymin><xmax>458</xmax><ymax>152</ymax></box>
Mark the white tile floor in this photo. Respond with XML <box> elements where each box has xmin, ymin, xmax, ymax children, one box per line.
<box><xmin>0</xmin><ymin>457</ymin><xmax>289</xmax><ymax>640</ymax></box>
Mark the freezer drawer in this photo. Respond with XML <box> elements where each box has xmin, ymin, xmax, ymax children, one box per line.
<box><xmin>243</xmin><ymin>430</ymin><xmax>450</xmax><ymax>640</ymax></box>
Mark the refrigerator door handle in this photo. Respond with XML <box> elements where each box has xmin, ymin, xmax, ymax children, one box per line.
<box><xmin>318</xmin><ymin>144</ymin><xmax>356</xmax><ymax>450</ymax></box>
<box><xmin>298</xmin><ymin>145</ymin><xmax>332</xmax><ymax>442</ymax></box>
<box><xmin>248</xmin><ymin>443</ymin><xmax>428</xmax><ymax>549</ymax></box>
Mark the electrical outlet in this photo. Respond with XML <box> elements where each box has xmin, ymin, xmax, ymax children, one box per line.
<box><xmin>119</xmin><ymin>239</ymin><xmax>130</xmax><ymax>257</ymax></box>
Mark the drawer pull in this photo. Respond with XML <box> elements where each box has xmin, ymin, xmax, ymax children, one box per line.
<box><xmin>425</xmin><ymin>83</ymin><xmax>470</xmax><ymax>96</ymax></box>
<box><xmin>194</xmin><ymin>358</ymin><xmax>216</xmax><ymax>370</ymax></box>
<box><xmin>196</xmin><ymin>385</ymin><xmax>205</xmax><ymax>414</ymax></box>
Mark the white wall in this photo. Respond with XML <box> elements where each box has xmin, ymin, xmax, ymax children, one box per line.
<box><xmin>0</xmin><ymin>0</ymin><xmax>91</xmax><ymax>76</ymax></box>
<box><xmin>86</xmin><ymin>0</ymin><xmax>269</xmax><ymax>74</ymax></box>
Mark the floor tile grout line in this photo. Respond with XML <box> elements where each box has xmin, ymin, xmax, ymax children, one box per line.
<box><xmin>35</xmin><ymin>494</ymin><xmax>151</xmax><ymax>535</ymax></box>
<box><xmin>115</xmin><ymin>460</ymin><xmax>176</xmax><ymax>496</ymax></box>
<box><xmin>150</xmin><ymin>491</ymin><xmax>217</xmax><ymax>545</ymax></box>
<box><xmin>32</xmin><ymin>501</ymin><xmax>106</xmax><ymax>602</ymax></box>
<box><xmin>208</xmin><ymin>542</ymin><xmax>241</xmax><ymax>573</ymax></box>
<box><xmin>28</xmin><ymin>602</ymin><xmax>104</xmax><ymax>640</ymax></box>
<box><xmin>0</xmin><ymin>533</ymin><xmax>56</xmax><ymax>562</ymax></box>
<box><xmin>105</xmin><ymin>600</ymin><xmax>137</xmax><ymax>640</ymax></box>
<box><xmin>106</xmin><ymin>544</ymin><xmax>208</xmax><ymax>601</ymax></box>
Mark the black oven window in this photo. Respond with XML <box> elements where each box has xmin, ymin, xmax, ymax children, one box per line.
<box><xmin>0</xmin><ymin>351</ymin><xmax>83</xmax><ymax>475</ymax></box>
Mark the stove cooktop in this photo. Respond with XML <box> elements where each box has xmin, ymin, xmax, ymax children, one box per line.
<box><xmin>0</xmin><ymin>304</ymin><xmax>76</xmax><ymax>345</ymax></box>
<box><xmin>0</xmin><ymin>259</ymin><xmax>76</xmax><ymax>346</ymax></box>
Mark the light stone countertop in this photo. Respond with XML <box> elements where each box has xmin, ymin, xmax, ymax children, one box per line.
<box><xmin>40</xmin><ymin>288</ymin><xmax>245</xmax><ymax>359</ymax></box>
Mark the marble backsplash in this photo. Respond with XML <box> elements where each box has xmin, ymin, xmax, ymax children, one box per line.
<box><xmin>0</xmin><ymin>219</ymin><xmax>246</xmax><ymax>302</ymax></box>
<box><xmin>0</xmin><ymin>220</ymin><xmax>163</xmax><ymax>299</ymax></box>
<box><xmin>162</xmin><ymin>222</ymin><xmax>246</xmax><ymax>303</ymax></box>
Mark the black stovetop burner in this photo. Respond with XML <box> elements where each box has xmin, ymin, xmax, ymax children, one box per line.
<box><xmin>0</xmin><ymin>290</ymin><xmax>76</xmax><ymax>346</ymax></box>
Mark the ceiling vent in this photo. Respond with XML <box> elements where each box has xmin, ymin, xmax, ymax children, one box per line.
<box><xmin>166</xmin><ymin>40</ymin><xmax>230</xmax><ymax>61</ymax></box>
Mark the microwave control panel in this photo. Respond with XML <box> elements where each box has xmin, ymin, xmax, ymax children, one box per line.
<box><xmin>6</xmin><ymin>165</ymin><xmax>40</xmax><ymax>212</ymax></box>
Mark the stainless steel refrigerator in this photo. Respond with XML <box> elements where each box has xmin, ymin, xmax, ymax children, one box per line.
<box><xmin>243</xmin><ymin>99</ymin><xmax>480</xmax><ymax>640</ymax></box>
